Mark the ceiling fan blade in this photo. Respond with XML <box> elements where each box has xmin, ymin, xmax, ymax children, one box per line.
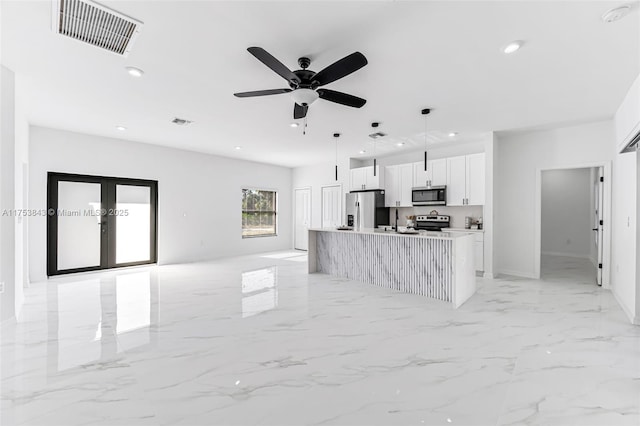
<box><xmin>247</xmin><ymin>47</ymin><xmax>300</xmax><ymax>85</ymax></box>
<box><xmin>317</xmin><ymin>89</ymin><xmax>366</xmax><ymax>108</ymax></box>
<box><xmin>313</xmin><ymin>52</ymin><xmax>368</xmax><ymax>86</ymax></box>
<box><xmin>234</xmin><ymin>88</ymin><xmax>292</xmax><ymax>98</ymax></box>
<box><xmin>293</xmin><ymin>103</ymin><xmax>308</xmax><ymax>119</ymax></box>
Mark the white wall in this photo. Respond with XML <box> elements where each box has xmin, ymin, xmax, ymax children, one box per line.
<box><xmin>494</xmin><ymin>120</ymin><xmax>614</xmax><ymax>279</ymax></box>
<box><xmin>611</xmin><ymin>145</ymin><xmax>637</xmax><ymax>323</ymax></box>
<box><xmin>29</xmin><ymin>126</ymin><xmax>293</xmax><ymax>282</ymax></box>
<box><xmin>541</xmin><ymin>168</ymin><xmax>592</xmax><ymax>259</ymax></box>
<box><xmin>291</xmin><ymin>156</ymin><xmax>351</xmax><ymax>230</ymax></box>
<box><xmin>0</xmin><ymin>65</ymin><xmax>16</xmax><ymax>322</ymax></box>
<box><xmin>358</xmin><ymin>140</ymin><xmax>486</xmax><ymax>167</ymax></box>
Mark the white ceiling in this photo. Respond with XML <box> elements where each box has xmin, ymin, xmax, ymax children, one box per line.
<box><xmin>1</xmin><ymin>1</ymin><xmax>639</xmax><ymax>167</ymax></box>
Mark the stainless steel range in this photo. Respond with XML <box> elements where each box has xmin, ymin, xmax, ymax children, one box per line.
<box><xmin>415</xmin><ymin>214</ymin><xmax>450</xmax><ymax>232</ymax></box>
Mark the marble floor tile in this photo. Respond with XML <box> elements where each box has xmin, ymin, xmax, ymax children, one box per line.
<box><xmin>1</xmin><ymin>252</ymin><xmax>639</xmax><ymax>425</ymax></box>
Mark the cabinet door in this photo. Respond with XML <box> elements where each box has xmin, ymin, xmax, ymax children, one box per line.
<box><xmin>431</xmin><ymin>159</ymin><xmax>447</xmax><ymax>186</ymax></box>
<box><xmin>446</xmin><ymin>156</ymin><xmax>466</xmax><ymax>206</ymax></box>
<box><xmin>399</xmin><ymin>164</ymin><xmax>414</xmax><ymax>207</ymax></box>
<box><xmin>413</xmin><ymin>161</ymin><xmax>432</xmax><ymax>187</ymax></box>
<box><xmin>350</xmin><ymin>168</ymin><xmax>365</xmax><ymax>191</ymax></box>
<box><xmin>384</xmin><ymin>165</ymin><xmax>399</xmax><ymax>207</ymax></box>
<box><xmin>365</xmin><ymin>166</ymin><xmax>381</xmax><ymax>189</ymax></box>
<box><xmin>474</xmin><ymin>241</ymin><xmax>484</xmax><ymax>271</ymax></box>
<box><xmin>466</xmin><ymin>153</ymin><xmax>485</xmax><ymax>205</ymax></box>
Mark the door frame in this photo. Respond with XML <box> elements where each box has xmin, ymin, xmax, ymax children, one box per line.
<box><xmin>534</xmin><ymin>161</ymin><xmax>611</xmax><ymax>287</ymax></box>
<box><xmin>47</xmin><ymin>172</ymin><xmax>158</xmax><ymax>276</ymax></box>
<box><xmin>293</xmin><ymin>187</ymin><xmax>311</xmax><ymax>251</ymax></box>
<box><xmin>320</xmin><ymin>183</ymin><xmax>342</xmax><ymax>228</ymax></box>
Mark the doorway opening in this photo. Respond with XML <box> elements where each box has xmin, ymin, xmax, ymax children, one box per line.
<box><xmin>294</xmin><ymin>187</ymin><xmax>311</xmax><ymax>251</ymax></box>
<box><xmin>321</xmin><ymin>184</ymin><xmax>342</xmax><ymax>229</ymax></box>
<box><xmin>47</xmin><ymin>172</ymin><xmax>158</xmax><ymax>276</ymax></box>
<box><xmin>539</xmin><ymin>167</ymin><xmax>604</xmax><ymax>285</ymax></box>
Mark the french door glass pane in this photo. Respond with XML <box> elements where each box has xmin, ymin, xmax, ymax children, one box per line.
<box><xmin>116</xmin><ymin>185</ymin><xmax>151</xmax><ymax>264</ymax></box>
<box><xmin>57</xmin><ymin>181</ymin><xmax>101</xmax><ymax>270</ymax></box>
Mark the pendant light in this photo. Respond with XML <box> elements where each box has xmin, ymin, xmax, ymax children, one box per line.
<box><xmin>370</xmin><ymin>122</ymin><xmax>383</xmax><ymax>177</ymax></box>
<box><xmin>422</xmin><ymin>108</ymin><xmax>431</xmax><ymax>171</ymax></box>
<box><xmin>333</xmin><ymin>133</ymin><xmax>340</xmax><ymax>181</ymax></box>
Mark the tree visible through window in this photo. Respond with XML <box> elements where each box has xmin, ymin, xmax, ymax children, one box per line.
<box><xmin>242</xmin><ymin>189</ymin><xmax>277</xmax><ymax>237</ymax></box>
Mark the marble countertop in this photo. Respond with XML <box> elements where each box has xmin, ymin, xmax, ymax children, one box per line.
<box><xmin>309</xmin><ymin>227</ymin><xmax>472</xmax><ymax>240</ymax></box>
<box><xmin>442</xmin><ymin>227</ymin><xmax>485</xmax><ymax>233</ymax></box>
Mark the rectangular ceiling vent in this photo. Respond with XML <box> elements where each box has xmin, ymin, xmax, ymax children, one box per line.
<box><xmin>52</xmin><ymin>0</ymin><xmax>143</xmax><ymax>56</ymax></box>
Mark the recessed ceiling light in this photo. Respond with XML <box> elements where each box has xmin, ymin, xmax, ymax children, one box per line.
<box><xmin>448</xmin><ymin>132</ymin><xmax>457</xmax><ymax>137</ymax></box>
<box><xmin>602</xmin><ymin>5</ymin><xmax>632</xmax><ymax>23</ymax></box>
<box><xmin>290</xmin><ymin>122</ymin><xmax>299</xmax><ymax>128</ymax></box>
<box><xmin>359</xmin><ymin>150</ymin><xmax>366</xmax><ymax>154</ymax></box>
<box><xmin>503</xmin><ymin>40</ymin><xmax>524</xmax><ymax>54</ymax></box>
<box><xmin>234</xmin><ymin>146</ymin><xmax>241</xmax><ymax>150</ymax></box>
<box><xmin>125</xmin><ymin>66</ymin><xmax>144</xmax><ymax>77</ymax></box>
<box><xmin>396</xmin><ymin>142</ymin><xmax>405</xmax><ymax>147</ymax></box>
<box><xmin>116</xmin><ymin>126</ymin><xmax>126</xmax><ymax>131</ymax></box>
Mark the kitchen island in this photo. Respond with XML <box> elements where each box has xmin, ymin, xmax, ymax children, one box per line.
<box><xmin>308</xmin><ymin>228</ymin><xmax>476</xmax><ymax>308</ymax></box>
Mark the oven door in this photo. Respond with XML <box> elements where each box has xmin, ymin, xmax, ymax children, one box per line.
<box><xmin>412</xmin><ymin>187</ymin><xmax>446</xmax><ymax>206</ymax></box>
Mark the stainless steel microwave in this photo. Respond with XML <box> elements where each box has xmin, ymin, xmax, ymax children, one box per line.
<box><xmin>412</xmin><ymin>186</ymin><xmax>446</xmax><ymax>206</ymax></box>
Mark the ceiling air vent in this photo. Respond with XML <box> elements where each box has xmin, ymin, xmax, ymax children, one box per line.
<box><xmin>172</xmin><ymin>118</ymin><xmax>193</xmax><ymax>126</ymax></box>
<box><xmin>52</xmin><ymin>0</ymin><xmax>143</xmax><ymax>56</ymax></box>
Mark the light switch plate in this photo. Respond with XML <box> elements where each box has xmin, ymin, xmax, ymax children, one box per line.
<box><xmin>0</xmin><ymin>281</ymin><xmax>4</xmax><ymax>294</ymax></box>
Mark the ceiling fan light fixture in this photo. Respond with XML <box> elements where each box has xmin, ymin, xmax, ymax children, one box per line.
<box><xmin>291</xmin><ymin>88</ymin><xmax>319</xmax><ymax>106</ymax></box>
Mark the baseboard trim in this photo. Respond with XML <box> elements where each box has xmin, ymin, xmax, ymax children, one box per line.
<box><xmin>541</xmin><ymin>251</ymin><xmax>591</xmax><ymax>260</ymax></box>
<box><xmin>495</xmin><ymin>269</ymin><xmax>538</xmax><ymax>279</ymax></box>
<box><xmin>611</xmin><ymin>286</ymin><xmax>638</xmax><ymax>325</ymax></box>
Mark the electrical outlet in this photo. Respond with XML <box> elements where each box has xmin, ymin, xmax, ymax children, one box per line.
<box><xmin>0</xmin><ymin>281</ymin><xmax>4</xmax><ymax>294</ymax></box>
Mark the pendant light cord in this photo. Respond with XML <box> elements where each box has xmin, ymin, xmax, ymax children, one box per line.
<box><xmin>422</xmin><ymin>108</ymin><xmax>430</xmax><ymax>172</ymax></box>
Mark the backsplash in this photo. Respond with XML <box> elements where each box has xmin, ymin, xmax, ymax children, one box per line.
<box><xmin>390</xmin><ymin>205</ymin><xmax>484</xmax><ymax>229</ymax></box>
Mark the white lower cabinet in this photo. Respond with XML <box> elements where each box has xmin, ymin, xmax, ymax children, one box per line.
<box><xmin>444</xmin><ymin>229</ymin><xmax>484</xmax><ymax>272</ymax></box>
<box><xmin>473</xmin><ymin>234</ymin><xmax>484</xmax><ymax>272</ymax></box>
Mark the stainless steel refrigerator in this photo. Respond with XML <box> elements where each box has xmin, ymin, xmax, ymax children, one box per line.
<box><xmin>346</xmin><ymin>190</ymin><xmax>390</xmax><ymax>230</ymax></box>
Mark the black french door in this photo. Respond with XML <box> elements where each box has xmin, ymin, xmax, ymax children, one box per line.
<box><xmin>47</xmin><ymin>172</ymin><xmax>158</xmax><ymax>276</ymax></box>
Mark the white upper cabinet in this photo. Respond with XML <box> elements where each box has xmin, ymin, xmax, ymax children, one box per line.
<box><xmin>446</xmin><ymin>153</ymin><xmax>485</xmax><ymax>206</ymax></box>
<box><xmin>466</xmin><ymin>153</ymin><xmax>485</xmax><ymax>205</ymax></box>
<box><xmin>350</xmin><ymin>167</ymin><xmax>366</xmax><ymax>191</ymax></box>
<box><xmin>385</xmin><ymin>164</ymin><xmax>413</xmax><ymax>207</ymax></box>
<box><xmin>384</xmin><ymin>165</ymin><xmax>400</xmax><ymax>207</ymax></box>
<box><xmin>413</xmin><ymin>161</ymin><xmax>431</xmax><ymax>188</ymax></box>
<box><xmin>431</xmin><ymin>159</ymin><xmax>447</xmax><ymax>186</ymax></box>
<box><xmin>365</xmin><ymin>166</ymin><xmax>383</xmax><ymax>189</ymax></box>
<box><xmin>446</xmin><ymin>156</ymin><xmax>467</xmax><ymax>206</ymax></box>
<box><xmin>413</xmin><ymin>158</ymin><xmax>446</xmax><ymax>188</ymax></box>
<box><xmin>350</xmin><ymin>166</ymin><xmax>383</xmax><ymax>191</ymax></box>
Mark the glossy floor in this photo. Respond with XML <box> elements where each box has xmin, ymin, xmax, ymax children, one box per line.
<box><xmin>1</xmin><ymin>253</ymin><xmax>639</xmax><ymax>425</ymax></box>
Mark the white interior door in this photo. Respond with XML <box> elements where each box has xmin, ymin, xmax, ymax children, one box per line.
<box><xmin>595</xmin><ymin>167</ymin><xmax>604</xmax><ymax>286</ymax></box>
<box><xmin>294</xmin><ymin>188</ymin><xmax>311</xmax><ymax>251</ymax></box>
<box><xmin>321</xmin><ymin>185</ymin><xmax>342</xmax><ymax>228</ymax></box>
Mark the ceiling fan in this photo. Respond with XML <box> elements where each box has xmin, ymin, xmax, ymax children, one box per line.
<box><xmin>234</xmin><ymin>47</ymin><xmax>368</xmax><ymax>119</ymax></box>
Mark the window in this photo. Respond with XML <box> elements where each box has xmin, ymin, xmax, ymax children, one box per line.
<box><xmin>242</xmin><ymin>189</ymin><xmax>277</xmax><ymax>238</ymax></box>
